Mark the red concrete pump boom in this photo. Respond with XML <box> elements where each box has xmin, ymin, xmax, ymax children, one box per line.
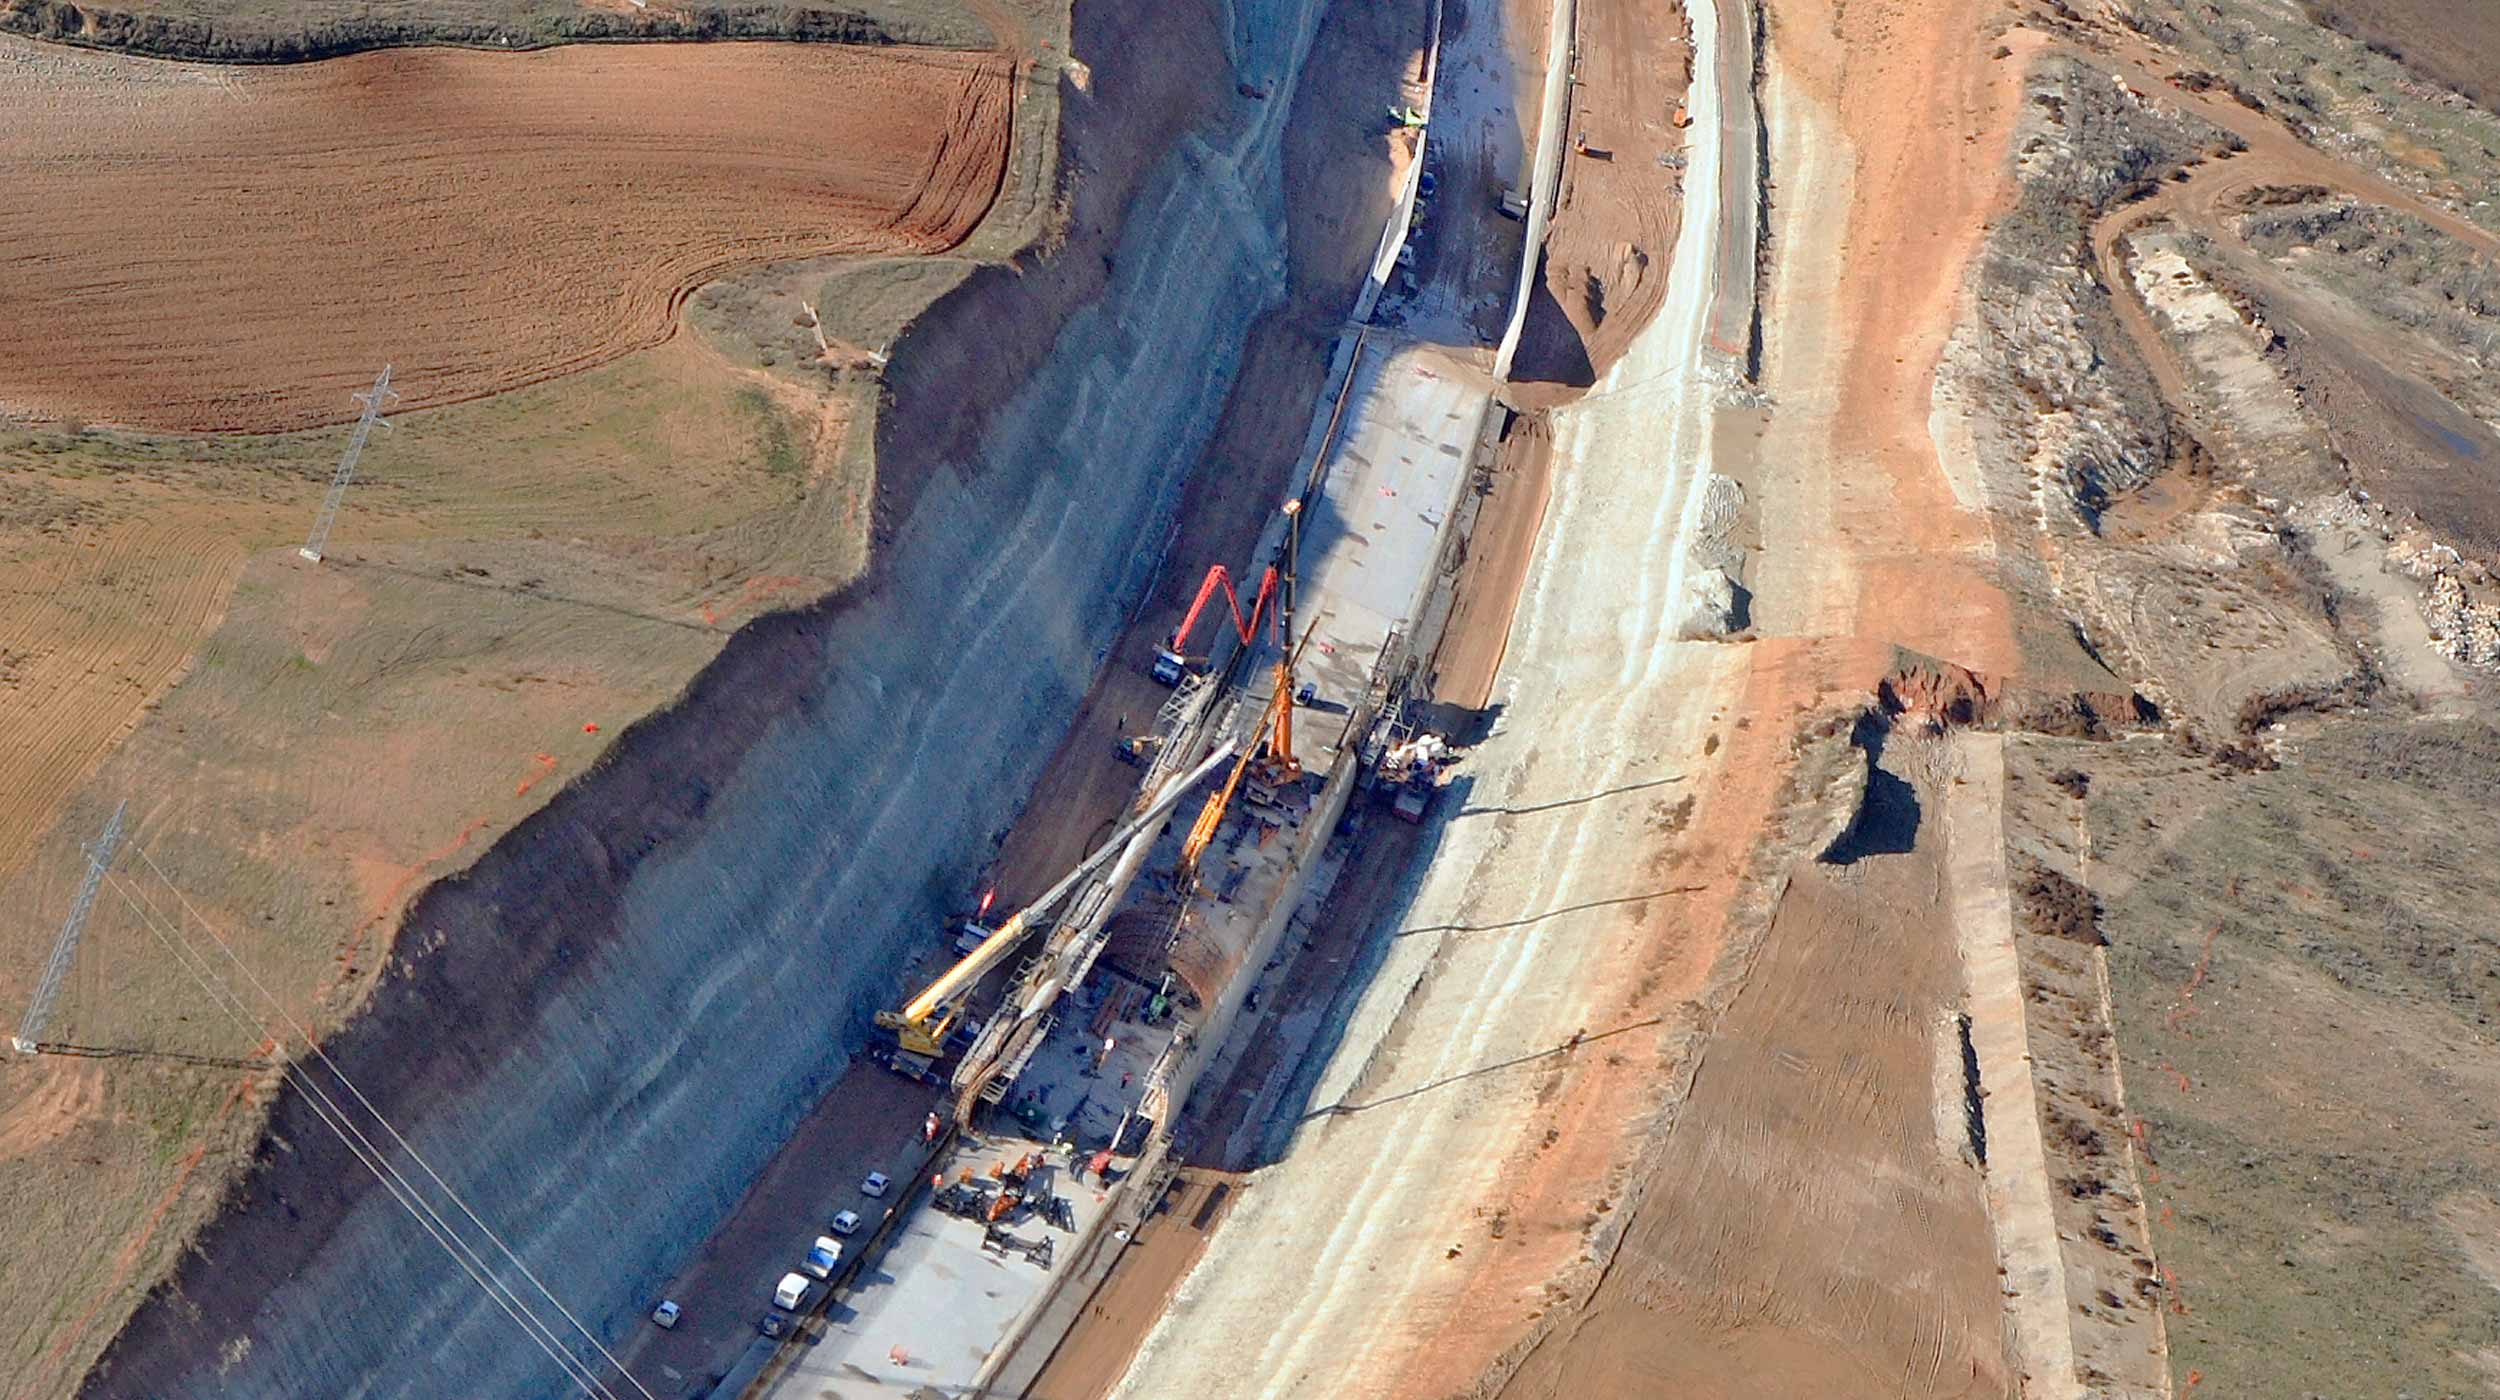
<box><xmin>1169</xmin><ymin>564</ymin><xmax>1280</xmax><ymax>654</ymax></box>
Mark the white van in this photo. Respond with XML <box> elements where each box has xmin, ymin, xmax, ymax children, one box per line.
<box><xmin>772</xmin><ymin>1271</ymin><xmax>810</xmax><ymax>1311</ymax></box>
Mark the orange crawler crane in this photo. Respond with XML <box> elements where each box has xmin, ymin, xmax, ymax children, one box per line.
<box><xmin>1175</xmin><ymin>619</ymin><xmax>1316</xmax><ymax>888</ymax></box>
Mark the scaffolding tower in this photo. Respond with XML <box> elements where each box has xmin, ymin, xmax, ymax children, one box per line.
<box><xmin>299</xmin><ymin>365</ymin><xmax>397</xmax><ymax>564</ymax></box>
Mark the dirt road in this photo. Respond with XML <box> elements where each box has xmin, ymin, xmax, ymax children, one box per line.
<box><xmin>2075</xmin><ymin>26</ymin><xmax>2500</xmax><ymax>496</ymax></box>
<box><xmin>0</xmin><ymin>37</ymin><xmax>1010</xmax><ymax>432</ymax></box>
<box><xmin>1023</xmin><ymin>1172</ymin><xmax>1237</xmax><ymax>1400</ymax></box>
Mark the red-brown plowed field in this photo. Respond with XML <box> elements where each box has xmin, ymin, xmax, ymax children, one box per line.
<box><xmin>0</xmin><ymin>38</ymin><xmax>1011</xmax><ymax>432</ymax></box>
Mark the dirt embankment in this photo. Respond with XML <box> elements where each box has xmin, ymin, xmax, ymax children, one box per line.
<box><xmin>0</xmin><ymin>37</ymin><xmax>1011</xmax><ymax>433</ymax></box>
<box><xmin>1464</xmin><ymin>0</ymin><xmax>2120</xmax><ymax>1390</ymax></box>
<box><xmin>1493</xmin><ymin>728</ymin><xmax>2015</xmax><ymax>1400</ymax></box>
<box><xmin>73</xmin><ymin>0</ymin><xmax>1352</xmax><ymax>1392</ymax></box>
<box><xmin>1506</xmin><ymin>0</ymin><xmax>1693</xmax><ymax>388</ymax></box>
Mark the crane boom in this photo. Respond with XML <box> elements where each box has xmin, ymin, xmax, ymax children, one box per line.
<box><xmin>1168</xmin><ymin>564</ymin><xmax>1280</xmax><ymax>655</ymax></box>
<box><xmin>1179</xmin><ymin>687</ymin><xmax>1284</xmax><ymax>875</ymax></box>
<box><xmin>881</xmin><ymin>741</ymin><xmax>1238</xmax><ymax>1056</ymax></box>
<box><xmin>1179</xmin><ymin>620</ymin><xmax>1319</xmax><ymax>879</ymax></box>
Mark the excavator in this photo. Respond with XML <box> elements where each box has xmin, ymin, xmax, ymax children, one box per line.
<box><xmin>876</xmin><ymin>743</ymin><xmax>1238</xmax><ymax>1060</ymax></box>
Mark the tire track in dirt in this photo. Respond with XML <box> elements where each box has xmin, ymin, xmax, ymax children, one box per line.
<box><xmin>0</xmin><ymin>523</ymin><xmax>246</xmax><ymax>885</ymax></box>
<box><xmin>0</xmin><ymin>1059</ymin><xmax>102</xmax><ymax>1163</ymax></box>
<box><xmin>2077</xmin><ymin>30</ymin><xmax>2500</xmax><ymax>428</ymax></box>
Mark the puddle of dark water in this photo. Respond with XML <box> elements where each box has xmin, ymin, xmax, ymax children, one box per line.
<box><xmin>2409</xmin><ymin>409</ymin><xmax>2487</xmax><ymax>463</ymax></box>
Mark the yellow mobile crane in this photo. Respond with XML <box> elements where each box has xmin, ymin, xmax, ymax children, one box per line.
<box><xmin>877</xmin><ymin>742</ymin><xmax>1238</xmax><ymax>1059</ymax></box>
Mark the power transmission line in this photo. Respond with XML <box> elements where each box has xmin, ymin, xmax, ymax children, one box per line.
<box><xmin>122</xmin><ymin>839</ymin><xmax>657</xmax><ymax>1400</ymax></box>
<box><xmin>101</xmin><ymin>872</ymin><xmax>631</xmax><ymax>1400</ymax></box>
<box><xmin>104</xmin><ymin>876</ymin><xmax>620</xmax><ymax>1400</ymax></box>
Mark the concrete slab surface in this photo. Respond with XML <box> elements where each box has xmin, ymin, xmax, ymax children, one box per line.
<box><xmin>755</xmin><ymin>1132</ymin><xmax>1103</xmax><ymax>1400</ymax></box>
<box><xmin>1247</xmin><ymin>337</ymin><xmax>1488</xmax><ymax>777</ymax></box>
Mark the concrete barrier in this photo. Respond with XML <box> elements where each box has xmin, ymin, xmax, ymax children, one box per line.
<box><xmin>1350</xmin><ymin>0</ymin><xmax>1443</xmax><ymax>324</ymax></box>
<box><xmin>1491</xmin><ymin>0</ymin><xmax>1577</xmax><ymax>380</ymax></box>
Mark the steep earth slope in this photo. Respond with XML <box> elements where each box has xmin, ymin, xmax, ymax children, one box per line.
<box><xmin>1110</xmin><ymin>0</ymin><xmax>1793</xmax><ymax>1390</ymax></box>
<box><xmin>0</xmin><ymin>6</ymin><xmax>1072</xmax><ymax>1396</ymax></box>
<box><xmin>70</xmin><ymin>0</ymin><xmax>1373</xmax><ymax>1394</ymax></box>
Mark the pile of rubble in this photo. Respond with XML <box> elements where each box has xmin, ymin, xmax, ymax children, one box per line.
<box><xmin>2309</xmin><ymin>488</ymin><xmax>2500</xmax><ymax>672</ymax></box>
<box><xmin>2399</xmin><ymin>535</ymin><xmax>2500</xmax><ymax>669</ymax></box>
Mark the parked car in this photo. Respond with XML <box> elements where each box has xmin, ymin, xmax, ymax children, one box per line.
<box><xmin>772</xmin><ymin>1271</ymin><xmax>810</xmax><ymax>1311</ymax></box>
<box><xmin>758</xmin><ymin>1313</ymin><xmax>790</xmax><ymax>1340</ymax></box>
<box><xmin>830</xmin><ymin>1209</ymin><xmax>863</xmax><ymax>1237</ymax></box>
<box><xmin>801</xmin><ymin>1237</ymin><xmax>843</xmax><ymax>1280</ymax></box>
<box><xmin>650</xmin><ymin>1300</ymin><xmax>681</xmax><ymax>1330</ymax></box>
<box><xmin>861</xmin><ymin>1172</ymin><xmax>891</xmax><ymax>1198</ymax></box>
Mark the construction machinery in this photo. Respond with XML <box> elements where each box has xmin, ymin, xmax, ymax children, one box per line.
<box><xmin>1378</xmin><ymin>732</ymin><xmax>1451</xmax><ymax>823</ymax></box>
<box><xmin>876</xmin><ymin>744</ymin><xmax>1238</xmax><ymax>1060</ymax></box>
<box><xmin>1176</xmin><ymin>619</ymin><xmax>1318</xmax><ymax>887</ymax></box>
<box><xmin>1172</xmin><ymin>488</ymin><xmax>1321</xmax><ymax>886</ymax></box>
<box><xmin>1151</xmin><ymin>562</ymin><xmax>1281</xmax><ymax>685</ymax></box>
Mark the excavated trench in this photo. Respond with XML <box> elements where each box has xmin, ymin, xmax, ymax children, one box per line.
<box><xmin>81</xmin><ymin>1</ymin><xmax>1356</xmax><ymax>1393</ymax></box>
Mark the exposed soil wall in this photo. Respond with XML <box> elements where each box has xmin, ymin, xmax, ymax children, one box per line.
<box><xmin>78</xmin><ymin>0</ymin><xmax>1343</xmax><ymax>1392</ymax></box>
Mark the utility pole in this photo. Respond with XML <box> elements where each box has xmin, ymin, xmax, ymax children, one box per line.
<box><xmin>14</xmin><ymin>801</ymin><xmax>126</xmax><ymax>1054</ymax></box>
<box><xmin>299</xmin><ymin>365</ymin><xmax>397</xmax><ymax>564</ymax></box>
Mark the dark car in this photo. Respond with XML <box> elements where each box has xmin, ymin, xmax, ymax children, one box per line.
<box><xmin>759</xmin><ymin>1313</ymin><xmax>791</xmax><ymax>1340</ymax></box>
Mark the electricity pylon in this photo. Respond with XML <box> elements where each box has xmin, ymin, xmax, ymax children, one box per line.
<box><xmin>299</xmin><ymin>365</ymin><xmax>397</xmax><ymax>564</ymax></box>
<box><xmin>14</xmin><ymin>801</ymin><xmax>126</xmax><ymax>1054</ymax></box>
